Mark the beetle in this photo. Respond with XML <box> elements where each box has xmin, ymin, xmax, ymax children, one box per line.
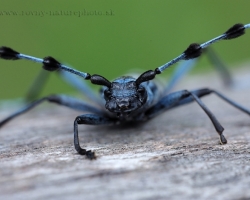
<box><xmin>0</xmin><ymin>23</ymin><xmax>249</xmax><ymax>159</ymax></box>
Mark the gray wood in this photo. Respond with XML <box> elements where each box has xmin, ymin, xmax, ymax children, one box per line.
<box><xmin>0</xmin><ymin>66</ymin><xmax>250</xmax><ymax>200</ymax></box>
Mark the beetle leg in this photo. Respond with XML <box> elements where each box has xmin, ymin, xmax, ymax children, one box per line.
<box><xmin>164</xmin><ymin>47</ymin><xmax>232</xmax><ymax>94</ymax></box>
<box><xmin>146</xmin><ymin>88</ymin><xmax>250</xmax><ymax>144</ymax></box>
<box><xmin>74</xmin><ymin>114</ymin><xmax>116</xmax><ymax>159</ymax></box>
<box><xmin>25</xmin><ymin>69</ymin><xmax>103</xmax><ymax>106</ymax></box>
<box><xmin>0</xmin><ymin>95</ymin><xmax>105</xmax><ymax>128</ymax></box>
<box><xmin>164</xmin><ymin>59</ymin><xmax>197</xmax><ymax>94</ymax></box>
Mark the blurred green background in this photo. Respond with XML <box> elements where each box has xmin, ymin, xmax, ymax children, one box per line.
<box><xmin>0</xmin><ymin>0</ymin><xmax>249</xmax><ymax>99</ymax></box>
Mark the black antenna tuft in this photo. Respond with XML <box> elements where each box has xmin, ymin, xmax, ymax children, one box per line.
<box><xmin>183</xmin><ymin>43</ymin><xmax>202</xmax><ymax>60</ymax></box>
<box><xmin>43</xmin><ymin>56</ymin><xmax>61</xmax><ymax>71</ymax></box>
<box><xmin>224</xmin><ymin>23</ymin><xmax>245</xmax><ymax>40</ymax></box>
<box><xmin>0</xmin><ymin>46</ymin><xmax>20</xmax><ymax>60</ymax></box>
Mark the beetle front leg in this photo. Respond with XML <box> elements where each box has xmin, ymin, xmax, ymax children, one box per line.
<box><xmin>74</xmin><ymin>114</ymin><xmax>116</xmax><ymax>159</ymax></box>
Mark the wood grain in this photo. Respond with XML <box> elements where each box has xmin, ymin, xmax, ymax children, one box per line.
<box><xmin>1</xmin><ymin>66</ymin><xmax>250</xmax><ymax>200</ymax></box>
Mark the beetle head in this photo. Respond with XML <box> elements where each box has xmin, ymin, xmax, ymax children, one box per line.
<box><xmin>103</xmin><ymin>76</ymin><xmax>147</xmax><ymax>116</ymax></box>
<box><xmin>91</xmin><ymin>71</ymin><xmax>157</xmax><ymax>117</ymax></box>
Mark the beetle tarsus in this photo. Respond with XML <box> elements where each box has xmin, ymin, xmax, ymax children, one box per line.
<box><xmin>220</xmin><ymin>134</ymin><xmax>227</xmax><ymax>144</ymax></box>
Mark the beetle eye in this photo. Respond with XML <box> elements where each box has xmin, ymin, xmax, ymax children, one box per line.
<box><xmin>137</xmin><ymin>87</ymin><xmax>145</xmax><ymax>95</ymax></box>
<box><xmin>104</xmin><ymin>89</ymin><xmax>112</xmax><ymax>100</ymax></box>
<box><xmin>137</xmin><ymin>87</ymin><xmax>147</xmax><ymax>103</ymax></box>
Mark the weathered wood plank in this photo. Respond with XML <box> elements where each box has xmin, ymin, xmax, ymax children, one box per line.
<box><xmin>0</xmin><ymin>66</ymin><xmax>250</xmax><ymax>200</ymax></box>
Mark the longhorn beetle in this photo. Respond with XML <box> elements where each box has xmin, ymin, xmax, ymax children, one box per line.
<box><xmin>0</xmin><ymin>23</ymin><xmax>250</xmax><ymax>159</ymax></box>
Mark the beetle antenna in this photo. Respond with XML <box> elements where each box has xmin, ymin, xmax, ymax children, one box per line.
<box><xmin>136</xmin><ymin>23</ymin><xmax>250</xmax><ymax>85</ymax></box>
<box><xmin>0</xmin><ymin>46</ymin><xmax>111</xmax><ymax>87</ymax></box>
<box><xmin>157</xmin><ymin>23</ymin><xmax>250</xmax><ymax>73</ymax></box>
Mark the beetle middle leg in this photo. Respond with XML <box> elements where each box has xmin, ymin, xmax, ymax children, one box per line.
<box><xmin>146</xmin><ymin>88</ymin><xmax>250</xmax><ymax>144</ymax></box>
<box><xmin>0</xmin><ymin>94</ymin><xmax>105</xmax><ymax>128</ymax></box>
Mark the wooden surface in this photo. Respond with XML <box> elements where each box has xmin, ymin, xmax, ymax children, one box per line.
<box><xmin>0</xmin><ymin>66</ymin><xmax>250</xmax><ymax>200</ymax></box>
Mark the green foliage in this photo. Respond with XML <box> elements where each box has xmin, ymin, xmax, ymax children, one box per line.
<box><xmin>0</xmin><ymin>1</ymin><xmax>249</xmax><ymax>98</ymax></box>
